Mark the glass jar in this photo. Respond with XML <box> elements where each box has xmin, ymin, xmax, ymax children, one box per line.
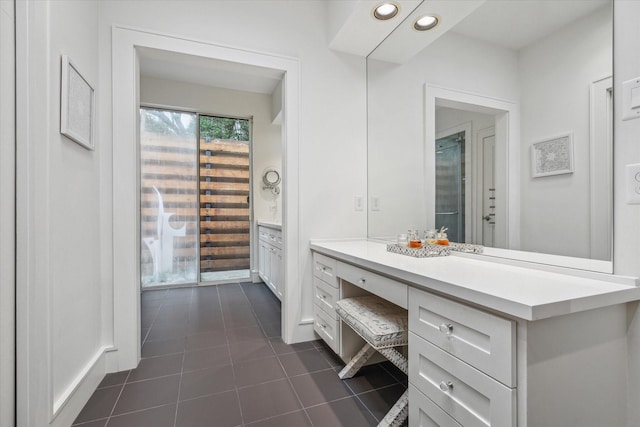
<box><xmin>424</xmin><ymin>229</ymin><xmax>438</xmax><ymax>245</ymax></box>
<box><xmin>437</xmin><ymin>231</ymin><xmax>449</xmax><ymax>246</ymax></box>
<box><xmin>408</xmin><ymin>229</ymin><xmax>422</xmax><ymax>248</ymax></box>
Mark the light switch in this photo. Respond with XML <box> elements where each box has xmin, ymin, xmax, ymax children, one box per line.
<box><xmin>626</xmin><ymin>164</ymin><xmax>640</xmax><ymax>204</ymax></box>
<box><xmin>354</xmin><ymin>196</ymin><xmax>364</xmax><ymax>211</ymax></box>
<box><xmin>371</xmin><ymin>196</ymin><xmax>380</xmax><ymax>211</ymax></box>
<box><xmin>622</xmin><ymin>77</ymin><xmax>640</xmax><ymax>120</ymax></box>
<box><xmin>632</xmin><ymin>86</ymin><xmax>640</xmax><ymax>109</ymax></box>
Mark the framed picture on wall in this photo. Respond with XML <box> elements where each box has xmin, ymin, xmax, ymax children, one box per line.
<box><xmin>530</xmin><ymin>132</ymin><xmax>574</xmax><ymax>178</ymax></box>
<box><xmin>60</xmin><ymin>54</ymin><xmax>95</xmax><ymax>150</ymax></box>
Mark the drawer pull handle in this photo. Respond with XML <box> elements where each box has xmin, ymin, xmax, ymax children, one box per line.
<box><xmin>320</xmin><ymin>295</ymin><xmax>327</xmax><ymax>300</ymax></box>
<box><xmin>439</xmin><ymin>381</ymin><xmax>453</xmax><ymax>393</ymax></box>
<box><xmin>439</xmin><ymin>323</ymin><xmax>453</xmax><ymax>335</ymax></box>
<box><xmin>358</xmin><ymin>278</ymin><xmax>366</xmax><ymax>286</ymax></box>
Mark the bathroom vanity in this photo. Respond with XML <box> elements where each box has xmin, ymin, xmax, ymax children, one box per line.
<box><xmin>257</xmin><ymin>221</ymin><xmax>283</xmax><ymax>300</ymax></box>
<box><xmin>311</xmin><ymin>239</ymin><xmax>640</xmax><ymax>427</ymax></box>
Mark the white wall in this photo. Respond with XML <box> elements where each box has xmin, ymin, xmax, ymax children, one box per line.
<box><xmin>16</xmin><ymin>1</ymin><xmax>109</xmax><ymax>426</ymax></box>
<box><xmin>0</xmin><ymin>1</ymin><xmax>15</xmax><ymax>425</ymax></box>
<box><xmin>98</xmin><ymin>0</ymin><xmax>367</xmax><ymax>347</ymax></box>
<box><xmin>519</xmin><ymin>5</ymin><xmax>612</xmax><ymax>258</ymax></box>
<box><xmin>436</xmin><ymin>108</ymin><xmax>495</xmax><ymax>136</ymax></box>
<box><xmin>368</xmin><ymin>32</ymin><xmax>519</xmax><ymax>238</ymax></box>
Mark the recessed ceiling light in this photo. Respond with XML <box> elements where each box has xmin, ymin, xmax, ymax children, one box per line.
<box><xmin>414</xmin><ymin>15</ymin><xmax>439</xmax><ymax>31</ymax></box>
<box><xmin>373</xmin><ymin>3</ymin><xmax>399</xmax><ymax>21</ymax></box>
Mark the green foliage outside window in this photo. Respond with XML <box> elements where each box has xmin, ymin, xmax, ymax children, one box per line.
<box><xmin>141</xmin><ymin>109</ymin><xmax>250</xmax><ymax>141</ymax></box>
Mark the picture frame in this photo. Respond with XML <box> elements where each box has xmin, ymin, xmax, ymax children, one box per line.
<box><xmin>60</xmin><ymin>54</ymin><xmax>95</xmax><ymax>150</ymax></box>
<box><xmin>530</xmin><ymin>132</ymin><xmax>574</xmax><ymax>178</ymax></box>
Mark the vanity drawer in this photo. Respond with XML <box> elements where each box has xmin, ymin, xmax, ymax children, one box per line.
<box><xmin>409</xmin><ymin>385</ymin><xmax>462</xmax><ymax>427</ymax></box>
<box><xmin>313</xmin><ymin>252</ymin><xmax>338</xmax><ymax>287</ymax></box>
<box><xmin>313</xmin><ymin>276</ymin><xmax>339</xmax><ymax>319</ymax></box>
<box><xmin>313</xmin><ymin>304</ymin><xmax>340</xmax><ymax>353</ymax></box>
<box><xmin>258</xmin><ymin>226</ymin><xmax>282</xmax><ymax>249</ymax></box>
<box><xmin>337</xmin><ymin>261</ymin><xmax>408</xmax><ymax>309</ymax></box>
<box><xmin>409</xmin><ymin>333</ymin><xmax>516</xmax><ymax>427</ymax></box>
<box><xmin>409</xmin><ymin>288</ymin><xmax>515</xmax><ymax>387</ymax></box>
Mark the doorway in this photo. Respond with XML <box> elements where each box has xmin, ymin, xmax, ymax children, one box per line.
<box><xmin>113</xmin><ymin>27</ymin><xmax>302</xmax><ymax>368</ymax></box>
<box><xmin>426</xmin><ymin>85</ymin><xmax>519</xmax><ymax>250</ymax></box>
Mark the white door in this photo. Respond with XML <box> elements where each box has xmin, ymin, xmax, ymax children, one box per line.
<box><xmin>481</xmin><ymin>133</ymin><xmax>496</xmax><ymax>247</ymax></box>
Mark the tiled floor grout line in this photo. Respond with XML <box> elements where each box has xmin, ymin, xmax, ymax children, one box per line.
<box><xmin>172</xmin><ymin>289</ymin><xmax>193</xmax><ymax>427</ymax></box>
<box><xmin>102</xmin><ymin>369</ymin><xmax>132</xmax><ymax>426</ymax></box>
<box><xmin>217</xmin><ymin>284</ymin><xmax>250</xmax><ymax>427</ymax></box>
<box><xmin>239</xmin><ymin>283</ymin><xmax>317</xmax><ymax>427</ymax></box>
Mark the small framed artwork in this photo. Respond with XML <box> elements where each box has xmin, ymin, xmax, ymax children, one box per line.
<box><xmin>60</xmin><ymin>55</ymin><xmax>95</xmax><ymax>150</ymax></box>
<box><xmin>530</xmin><ymin>132</ymin><xmax>574</xmax><ymax>178</ymax></box>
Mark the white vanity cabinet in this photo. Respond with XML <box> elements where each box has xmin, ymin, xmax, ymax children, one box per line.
<box><xmin>312</xmin><ymin>252</ymin><xmax>340</xmax><ymax>352</ymax></box>
<box><xmin>409</xmin><ymin>288</ymin><xmax>516</xmax><ymax>427</ymax></box>
<box><xmin>257</xmin><ymin>223</ymin><xmax>283</xmax><ymax>300</ymax></box>
<box><xmin>310</xmin><ymin>240</ymin><xmax>640</xmax><ymax>427</ymax></box>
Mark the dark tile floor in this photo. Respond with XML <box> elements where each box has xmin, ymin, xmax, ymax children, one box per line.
<box><xmin>73</xmin><ymin>282</ymin><xmax>408</xmax><ymax>427</ymax></box>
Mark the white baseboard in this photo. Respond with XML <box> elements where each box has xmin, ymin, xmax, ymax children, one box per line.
<box><xmin>50</xmin><ymin>345</ymin><xmax>113</xmax><ymax>427</ymax></box>
<box><xmin>289</xmin><ymin>322</ymin><xmax>316</xmax><ymax>344</ymax></box>
<box><xmin>251</xmin><ymin>270</ymin><xmax>261</xmax><ymax>283</ymax></box>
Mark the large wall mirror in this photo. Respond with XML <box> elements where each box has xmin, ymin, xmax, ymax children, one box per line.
<box><xmin>367</xmin><ymin>0</ymin><xmax>613</xmax><ymax>272</ymax></box>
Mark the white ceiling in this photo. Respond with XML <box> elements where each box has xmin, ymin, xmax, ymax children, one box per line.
<box><xmin>138</xmin><ymin>47</ymin><xmax>284</xmax><ymax>94</ymax></box>
<box><xmin>137</xmin><ymin>0</ymin><xmax>610</xmax><ymax>87</ymax></box>
<box><xmin>452</xmin><ymin>0</ymin><xmax>610</xmax><ymax>51</ymax></box>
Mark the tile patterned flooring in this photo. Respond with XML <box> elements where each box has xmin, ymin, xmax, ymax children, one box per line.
<box><xmin>72</xmin><ymin>282</ymin><xmax>408</xmax><ymax>427</ymax></box>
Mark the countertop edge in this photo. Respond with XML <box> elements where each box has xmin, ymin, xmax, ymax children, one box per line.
<box><xmin>257</xmin><ymin>221</ymin><xmax>282</xmax><ymax>230</ymax></box>
<box><xmin>310</xmin><ymin>240</ymin><xmax>640</xmax><ymax>321</ymax></box>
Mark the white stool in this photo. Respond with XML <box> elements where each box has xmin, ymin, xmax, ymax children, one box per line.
<box><xmin>335</xmin><ymin>295</ymin><xmax>408</xmax><ymax>427</ymax></box>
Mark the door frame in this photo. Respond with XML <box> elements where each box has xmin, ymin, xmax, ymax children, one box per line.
<box><xmin>589</xmin><ymin>76</ymin><xmax>613</xmax><ymax>260</ymax></box>
<box><xmin>425</xmin><ymin>84</ymin><xmax>519</xmax><ymax>250</ymax></box>
<box><xmin>112</xmin><ymin>26</ymin><xmax>300</xmax><ymax>370</ymax></box>
<box><xmin>476</xmin><ymin>126</ymin><xmax>496</xmax><ymax>245</ymax></box>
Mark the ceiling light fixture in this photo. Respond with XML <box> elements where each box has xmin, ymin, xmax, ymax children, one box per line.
<box><xmin>414</xmin><ymin>15</ymin><xmax>439</xmax><ymax>31</ymax></box>
<box><xmin>373</xmin><ymin>3</ymin><xmax>399</xmax><ymax>21</ymax></box>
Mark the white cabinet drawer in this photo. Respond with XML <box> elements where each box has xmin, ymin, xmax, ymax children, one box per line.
<box><xmin>313</xmin><ymin>304</ymin><xmax>340</xmax><ymax>353</ymax></box>
<box><xmin>409</xmin><ymin>385</ymin><xmax>462</xmax><ymax>427</ymax></box>
<box><xmin>258</xmin><ymin>226</ymin><xmax>282</xmax><ymax>248</ymax></box>
<box><xmin>337</xmin><ymin>261</ymin><xmax>408</xmax><ymax>309</ymax></box>
<box><xmin>313</xmin><ymin>252</ymin><xmax>338</xmax><ymax>287</ymax></box>
<box><xmin>313</xmin><ymin>277</ymin><xmax>339</xmax><ymax>319</ymax></box>
<box><xmin>409</xmin><ymin>288</ymin><xmax>515</xmax><ymax>387</ymax></box>
<box><xmin>409</xmin><ymin>333</ymin><xmax>516</xmax><ymax>427</ymax></box>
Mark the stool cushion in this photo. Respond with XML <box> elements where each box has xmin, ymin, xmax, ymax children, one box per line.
<box><xmin>335</xmin><ymin>295</ymin><xmax>408</xmax><ymax>350</ymax></box>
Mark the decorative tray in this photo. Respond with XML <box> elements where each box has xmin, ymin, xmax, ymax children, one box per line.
<box><xmin>386</xmin><ymin>242</ymin><xmax>484</xmax><ymax>258</ymax></box>
<box><xmin>449</xmin><ymin>242</ymin><xmax>484</xmax><ymax>254</ymax></box>
<box><xmin>386</xmin><ymin>243</ymin><xmax>451</xmax><ymax>258</ymax></box>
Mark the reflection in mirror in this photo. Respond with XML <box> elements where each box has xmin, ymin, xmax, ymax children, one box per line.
<box><xmin>367</xmin><ymin>0</ymin><xmax>612</xmax><ymax>271</ymax></box>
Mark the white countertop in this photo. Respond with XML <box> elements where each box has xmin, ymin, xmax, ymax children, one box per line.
<box><xmin>257</xmin><ymin>221</ymin><xmax>282</xmax><ymax>230</ymax></box>
<box><xmin>310</xmin><ymin>239</ymin><xmax>640</xmax><ymax>321</ymax></box>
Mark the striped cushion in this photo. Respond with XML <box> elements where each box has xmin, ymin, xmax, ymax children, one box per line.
<box><xmin>336</xmin><ymin>296</ymin><xmax>408</xmax><ymax>349</ymax></box>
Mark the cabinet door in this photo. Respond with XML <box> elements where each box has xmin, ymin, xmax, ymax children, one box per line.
<box><xmin>258</xmin><ymin>242</ymin><xmax>268</xmax><ymax>281</ymax></box>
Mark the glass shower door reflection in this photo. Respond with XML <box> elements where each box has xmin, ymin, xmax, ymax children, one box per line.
<box><xmin>435</xmin><ymin>132</ymin><xmax>465</xmax><ymax>243</ymax></box>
